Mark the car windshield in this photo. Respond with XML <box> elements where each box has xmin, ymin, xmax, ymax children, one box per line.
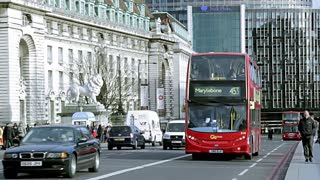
<box><xmin>166</xmin><ymin>123</ymin><xmax>185</xmax><ymax>132</ymax></box>
<box><xmin>188</xmin><ymin>103</ymin><xmax>246</xmax><ymax>132</ymax></box>
<box><xmin>22</xmin><ymin>127</ymin><xmax>75</xmax><ymax>143</ymax></box>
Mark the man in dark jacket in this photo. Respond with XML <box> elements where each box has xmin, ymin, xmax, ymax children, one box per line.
<box><xmin>298</xmin><ymin>110</ymin><xmax>316</xmax><ymax>162</ymax></box>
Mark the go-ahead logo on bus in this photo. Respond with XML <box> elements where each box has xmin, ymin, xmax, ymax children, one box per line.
<box><xmin>210</xmin><ymin>134</ymin><xmax>223</xmax><ymax>140</ymax></box>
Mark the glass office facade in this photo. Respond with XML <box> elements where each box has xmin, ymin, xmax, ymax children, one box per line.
<box><xmin>146</xmin><ymin>0</ymin><xmax>312</xmax><ymax>27</ymax></box>
<box><xmin>246</xmin><ymin>9</ymin><xmax>320</xmax><ymax>114</ymax></box>
<box><xmin>192</xmin><ymin>6</ymin><xmax>241</xmax><ymax>53</ymax></box>
<box><xmin>147</xmin><ymin>0</ymin><xmax>320</xmax><ymax>125</ymax></box>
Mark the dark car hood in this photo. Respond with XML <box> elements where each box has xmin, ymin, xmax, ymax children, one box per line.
<box><xmin>5</xmin><ymin>143</ymin><xmax>75</xmax><ymax>153</ymax></box>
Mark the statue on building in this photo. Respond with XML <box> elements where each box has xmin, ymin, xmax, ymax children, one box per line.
<box><xmin>66</xmin><ymin>74</ymin><xmax>103</xmax><ymax>104</ymax></box>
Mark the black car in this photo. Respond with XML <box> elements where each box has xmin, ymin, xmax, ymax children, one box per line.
<box><xmin>2</xmin><ymin>125</ymin><xmax>100</xmax><ymax>179</ymax></box>
<box><xmin>108</xmin><ymin>125</ymin><xmax>145</xmax><ymax>150</ymax></box>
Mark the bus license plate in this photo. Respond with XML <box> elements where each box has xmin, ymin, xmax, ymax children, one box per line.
<box><xmin>21</xmin><ymin>161</ymin><xmax>42</xmax><ymax>167</ymax></box>
<box><xmin>209</xmin><ymin>150</ymin><xmax>223</xmax><ymax>153</ymax></box>
<box><xmin>114</xmin><ymin>138</ymin><xmax>125</xmax><ymax>141</ymax></box>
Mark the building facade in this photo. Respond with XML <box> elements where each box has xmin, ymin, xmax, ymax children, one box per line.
<box><xmin>0</xmin><ymin>0</ymin><xmax>192</xmax><ymax>126</ymax></box>
<box><xmin>149</xmin><ymin>0</ymin><xmax>320</xmax><ymax>128</ymax></box>
<box><xmin>146</xmin><ymin>0</ymin><xmax>312</xmax><ymax>27</ymax></box>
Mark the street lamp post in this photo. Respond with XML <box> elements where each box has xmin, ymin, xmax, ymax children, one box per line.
<box><xmin>138</xmin><ymin>62</ymin><xmax>157</xmax><ymax>110</ymax></box>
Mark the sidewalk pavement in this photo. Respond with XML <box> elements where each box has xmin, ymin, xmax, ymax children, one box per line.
<box><xmin>285</xmin><ymin>140</ymin><xmax>320</xmax><ymax>180</ymax></box>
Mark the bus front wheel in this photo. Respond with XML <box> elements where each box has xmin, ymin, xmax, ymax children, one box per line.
<box><xmin>244</xmin><ymin>153</ymin><xmax>252</xmax><ymax>160</ymax></box>
<box><xmin>253</xmin><ymin>151</ymin><xmax>259</xmax><ymax>156</ymax></box>
<box><xmin>192</xmin><ymin>153</ymin><xmax>201</xmax><ymax>160</ymax></box>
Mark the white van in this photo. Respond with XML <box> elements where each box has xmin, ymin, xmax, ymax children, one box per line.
<box><xmin>126</xmin><ymin>110</ymin><xmax>163</xmax><ymax>146</ymax></box>
<box><xmin>71</xmin><ymin>112</ymin><xmax>97</xmax><ymax>127</ymax></box>
<box><xmin>162</xmin><ymin>120</ymin><xmax>185</xmax><ymax>150</ymax></box>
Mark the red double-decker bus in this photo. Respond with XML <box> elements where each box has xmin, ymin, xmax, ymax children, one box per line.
<box><xmin>185</xmin><ymin>52</ymin><xmax>262</xmax><ymax>160</ymax></box>
<box><xmin>282</xmin><ymin>111</ymin><xmax>301</xmax><ymax>140</ymax></box>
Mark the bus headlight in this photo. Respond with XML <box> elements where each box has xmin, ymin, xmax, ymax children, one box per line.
<box><xmin>187</xmin><ymin>135</ymin><xmax>200</xmax><ymax>144</ymax></box>
<box><xmin>233</xmin><ymin>136</ymin><xmax>246</xmax><ymax>145</ymax></box>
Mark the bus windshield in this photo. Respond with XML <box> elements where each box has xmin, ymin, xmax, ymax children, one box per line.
<box><xmin>187</xmin><ymin>103</ymin><xmax>246</xmax><ymax>132</ymax></box>
<box><xmin>282</xmin><ymin>113</ymin><xmax>299</xmax><ymax>120</ymax></box>
<box><xmin>283</xmin><ymin>126</ymin><xmax>299</xmax><ymax>133</ymax></box>
<box><xmin>191</xmin><ymin>55</ymin><xmax>245</xmax><ymax>80</ymax></box>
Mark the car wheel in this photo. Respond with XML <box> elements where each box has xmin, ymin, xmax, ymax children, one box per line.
<box><xmin>3</xmin><ymin>169</ymin><xmax>18</xmax><ymax>179</ymax></box>
<box><xmin>169</xmin><ymin>146</ymin><xmax>173</xmax><ymax>150</ymax></box>
<box><xmin>151</xmin><ymin>138</ymin><xmax>156</xmax><ymax>146</ymax></box>
<box><xmin>133</xmin><ymin>140</ymin><xmax>138</xmax><ymax>149</ymax></box>
<box><xmin>108</xmin><ymin>145</ymin><xmax>113</xmax><ymax>150</ymax></box>
<box><xmin>117</xmin><ymin>146</ymin><xmax>121</xmax><ymax>150</ymax></box>
<box><xmin>141</xmin><ymin>141</ymin><xmax>145</xmax><ymax>149</ymax></box>
<box><xmin>163</xmin><ymin>145</ymin><xmax>167</xmax><ymax>150</ymax></box>
<box><xmin>89</xmin><ymin>152</ymin><xmax>100</xmax><ymax>172</ymax></box>
<box><xmin>159</xmin><ymin>141</ymin><xmax>163</xmax><ymax>146</ymax></box>
<box><xmin>65</xmin><ymin>153</ymin><xmax>77</xmax><ymax>178</ymax></box>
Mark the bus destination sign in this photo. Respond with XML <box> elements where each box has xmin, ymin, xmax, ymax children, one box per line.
<box><xmin>193</xmin><ymin>86</ymin><xmax>241</xmax><ymax>97</ymax></box>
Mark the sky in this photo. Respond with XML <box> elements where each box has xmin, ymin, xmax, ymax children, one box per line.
<box><xmin>314</xmin><ymin>0</ymin><xmax>320</xmax><ymax>8</ymax></box>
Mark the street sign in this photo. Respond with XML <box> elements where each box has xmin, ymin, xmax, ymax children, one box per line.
<box><xmin>157</xmin><ymin>88</ymin><xmax>164</xmax><ymax>110</ymax></box>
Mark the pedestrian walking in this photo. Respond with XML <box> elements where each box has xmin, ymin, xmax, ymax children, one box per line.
<box><xmin>268</xmin><ymin>127</ymin><xmax>273</xmax><ymax>140</ymax></box>
<box><xmin>298</xmin><ymin>110</ymin><xmax>316</xmax><ymax>162</ymax></box>
<box><xmin>17</xmin><ymin>123</ymin><xmax>26</xmax><ymax>142</ymax></box>
<box><xmin>26</xmin><ymin>124</ymin><xmax>30</xmax><ymax>133</ymax></box>
<box><xmin>3</xmin><ymin>123</ymin><xmax>15</xmax><ymax>149</ymax></box>
<box><xmin>0</xmin><ymin>126</ymin><xmax>3</xmax><ymax>148</ymax></box>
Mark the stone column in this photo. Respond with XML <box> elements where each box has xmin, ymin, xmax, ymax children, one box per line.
<box><xmin>148</xmin><ymin>42</ymin><xmax>161</xmax><ymax>112</ymax></box>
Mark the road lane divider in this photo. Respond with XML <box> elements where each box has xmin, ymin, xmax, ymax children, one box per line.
<box><xmin>86</xmin><ymin>154</ymin><xmax>191</xmax><ymax>180</ymax></box>
<box><xmin>238</xmin><ymin>169</ymin><xmax>248</xmax><ymax>176</ymax></box>
<box><xmin>249</xmin><ymin>163</ymin><xmax>257</xmax><ymax>168</ymax></box>
<box><xmin>234</xmin><ymin>142</ymin><xmax>285</xmax><ymax>180</ymax></box>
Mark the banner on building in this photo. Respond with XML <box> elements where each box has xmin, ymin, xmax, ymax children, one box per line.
<box><xmin>140</xmin><ymin>84</ymin><xmax>149</xmax><ymax>108</ymax></box>
<box><xmin>157</xmin><ymin>88</ymin><xmax>164</xmax><ymax>110</ymax></box>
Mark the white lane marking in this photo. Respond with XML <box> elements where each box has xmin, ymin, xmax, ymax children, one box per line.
<box><xmin>249</xmin><ymin>163</ymin><xmax>257</xmax><ymax>168</ymax></box>
<box><xmin>236</xmin><ymin>142</ymin><xmax>285</xmax><ymax>178</ymax></box>
<box><xmin>86</xmin><ymin>154</ymin><xmax>191</xmax><ymax>180</ymax></box>
<box><xmin>232</xmin><ymin>178</ymin><xmax>238</xmax><ymax>180</ymax></box>
<box><xmin>238</xmin><ymin>169</ymin><xmax>248</xmax><ymax>176</ymax></box>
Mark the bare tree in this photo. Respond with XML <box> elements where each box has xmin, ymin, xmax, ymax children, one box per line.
<box><xmin>95</xmin><ymin>46</ymin><xmax>134</xmax><ymax>115</ymax></box>
<box><xmin>65</xmin><ymin>45</ymin><xmax>136</xmax><ymax>115</ymax></box>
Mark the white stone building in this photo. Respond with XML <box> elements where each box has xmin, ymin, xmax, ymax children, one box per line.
<box><xmin>0</xmin><ymin>0</ymin><xmax>192</xmax><ymax>125</ymax></box>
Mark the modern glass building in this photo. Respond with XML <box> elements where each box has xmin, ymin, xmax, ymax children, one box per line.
<box><xmin>147</xmin><ymin>0</ymin><xmax>320</xmax><ymax>128</ymax></box>
<box><xmin>146</xmin><ymin>0</ymin><xmax>312</xmax><ymax>27</ymax></box>
<box><xmin>192</xmin><ymin>6</ymin><xmax>241</xmax><ymax>53</ymax></box>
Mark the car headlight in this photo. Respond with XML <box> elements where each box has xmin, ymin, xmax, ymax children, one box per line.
<box><xmin>3</xmin><ymin>153</ymin><xmax>18</xmax><ymax>159</ymax></box>
<box><xmin>47</xmin><ymin>152</ymin><xmax>68</xmax><ymax>159</ymax></box>
<box><xmin>163</xmin><ymin>134</ymin><xmax>170</xmax><ymax>139</ymax></box>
